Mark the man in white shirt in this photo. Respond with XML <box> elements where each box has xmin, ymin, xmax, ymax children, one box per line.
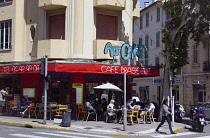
<box><xmin>0</xmin><ymin>88</ymin><xmax>8</xmax><ymax>113</ymax></box>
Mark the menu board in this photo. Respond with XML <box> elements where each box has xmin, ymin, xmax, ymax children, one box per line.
<box><xmin>23</xmin><ymin>88</ymin><xmax>36</xmax><ymax>98</ymax></box>
<box><xmin>72</xmin><ymin>83</ymin><xmax>83</xmax><ymax>105</ymax></box>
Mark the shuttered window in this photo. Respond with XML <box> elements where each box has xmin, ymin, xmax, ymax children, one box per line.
<box><xmin>96</xmin><ymin>14</ymin><xmax>117</xmax><ymax>40</ymax></box>
<box><xmin>49</xmin><ymin>14</ymin><xmax>65</xmax><ymax>39</ymax></box>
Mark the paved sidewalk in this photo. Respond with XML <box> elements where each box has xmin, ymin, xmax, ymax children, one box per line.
<box><xmin>0</xmin><ymin>115</ymin><xmax>187</xmax><ymax>136</ymax></box>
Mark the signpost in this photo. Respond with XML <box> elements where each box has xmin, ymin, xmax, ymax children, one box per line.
<box><xmin>41</xmin><ymin>54</ymin><xmax>48</xmax><ymax>125</ymax></box>
<box><xmin>123</xmin><ymin>73</ymin><xmax>127</xmax><ymax>131</ymax></box>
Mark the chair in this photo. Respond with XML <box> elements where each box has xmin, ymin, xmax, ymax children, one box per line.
<box><xmin>28</xmin><ymin>103</ymin><xmax>39</xmax><ymax>119</ymax></box>
<box><xmin>106</xmin><ymin>110</ymin><xmax>117</xmax><ymax>123</ymax></box>
<box><xmin>76</xmin><ymin>105</ymin><xmax>86</xmax><ymax>120</ymax></box>
<box><xmin>86</xmin><ymin>108</ymin><xmax>97</xmax><ymax>121</ymax></box>
<box><xmin>144</xmin><ymin>108</ymin><xmax>156</xmax><ymax>124</ymax></box>
<box><xmin>9</xmin><ymin>100</ymin><xmax>21</xmax><ymax>116</ymax></box>
<box><xmin>127</xmin><ymin>107</ymin><xmax>140</xmax><ymax>125</ymax></box>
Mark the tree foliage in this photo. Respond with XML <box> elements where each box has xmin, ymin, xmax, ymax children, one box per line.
<box><xmin>162</xmin><ymin>0</ymin><xmax>210</xmax><ymax>74</ymax></box>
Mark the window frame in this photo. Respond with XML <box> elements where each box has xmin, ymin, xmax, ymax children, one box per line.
<box><xmin>156</xmin><ymin>31</ymin><xmax>160</xmax><ymax>47</ymax></box>
<box><xmin>157</xmin><ymin>7</ymin><xmax>160</xmax><ymax>22</ymax></box>
<box><xmin>146</xmin><ymin>12</ymin><xmax>149</xmax><ymax>27</ymax></box>
<box><xmin>193</xmin><ymin>45</ymin><xmax>198</xmax><ymax>63</ymax></box>
<box><xmin>140</xmin><ymin>16</ymin><xmax>143</xmax><ymax>29</ymax></box>
<box><xmin>0</xmin><ymin>20</ymin><xmax>12</xmax><ymax>50</ymax></box>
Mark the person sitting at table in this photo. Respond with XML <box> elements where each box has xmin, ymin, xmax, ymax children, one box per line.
<box><xmin>20</xmin><ymin>95</ymin><xmax>31</xmax><ymax>117</ymax></box>
<box><xmin>126</xmin><ymin>99</ymin><xmax>134</xmax><ymax>112</ymax></box>
<box><xmin>140</xmin><ymin>100</ymin><xmax>155</xmax><ymax>120</ymax></box>
<box><xmin>131</xmin><ymin>99</ymin><xmax>137</xmax><ymax>106</ymax></box>
<box><xmin>85</xmin><ymin>98</ymin><xmax>94</xmax><ymax>110</ymax></box>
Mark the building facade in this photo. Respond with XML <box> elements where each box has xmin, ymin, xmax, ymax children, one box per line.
<box><xmin>0</xmin><ymin>0</ymin><xmax>160</xmax><ymax>118</ymax></box>
<box><xmin>133</xmin><ymin>0</ymin><xmax>210</xmax><ymax>115</ymax></box>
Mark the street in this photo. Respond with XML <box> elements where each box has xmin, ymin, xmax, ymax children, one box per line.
<box><xmin>0</xmin><ymin>123</ymin><xmax>210</xmax><ymax>138</ymax></box>
<box><xmin>0</xmin><ymin>124</ymin><xmax>120</xmax><ymax>138</ymax></box>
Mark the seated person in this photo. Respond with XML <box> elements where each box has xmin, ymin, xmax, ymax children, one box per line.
<box><xmin>85</xmin><ymin>98</ymin><xmax>94</xmax><ymax>110</ymax></box>
<box><xmin>140</xmin><ymin>100</ymin><xmax>155</xmax><ymax>118</ymax></box>
<box><xmin>107</xmin><ymin>99</ymin><xmax>117</xmax><ymax>116</ymax></box>
<box><xmin>20</xmin><ymin>95</ymin><xmax>31</xmax><ymax>117</ymax></box>
<box><xmin>126</xmin><ymin>99</ymin><xmax>134</xmax><ymax>112</ymax></box>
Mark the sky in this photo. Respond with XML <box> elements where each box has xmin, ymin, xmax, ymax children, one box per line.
<box><xmin>139</xmin><ymin>0</ymin><xmax>152</xmax><ymax>8</ymax></box>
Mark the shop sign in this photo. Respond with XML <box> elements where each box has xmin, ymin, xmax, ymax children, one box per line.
<box><xmin>101</xmin><ymin>65</ymin><xmax>151</xmax><ymax>75</ymax></box>
<box><xmin>86</xmin><ymin>83</ymin><xmax>98</xmax><ymax>87</ymax></box>
<box><xmin>104</xmin><ymin>42</ymin><xmax>148</xmax><ymax>60</ymax></box>
<box><xmin>0</xmin><ymin>64</ymin><xmax>40</xmax><ymax>74</ymax></box>
<box><xmin>153</xmin><ymin>79</ymin><xmax>162</xmax><ymax>85</ymax></box>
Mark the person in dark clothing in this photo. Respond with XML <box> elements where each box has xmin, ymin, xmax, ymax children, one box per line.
<box><xmin>155</xmin><ymin>99</ymin><xmax>176</xmax><ymax>134</ymax></box>
<box><xmin>20</xmin><ymin>95</ymin><xmax>30</xmax><ymax>117</ymax></box>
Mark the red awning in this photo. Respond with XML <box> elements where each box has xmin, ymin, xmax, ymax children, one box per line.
<box><xmin>0</xmin><ymin>63</ymin><xmax>159</xmax><ymax>76</ymax></box>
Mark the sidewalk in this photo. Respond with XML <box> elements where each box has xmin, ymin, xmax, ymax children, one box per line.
<box><xmin>0</xmin><ymin>115</ymin><xmax>187</xmax><ymax>136</ymax></box>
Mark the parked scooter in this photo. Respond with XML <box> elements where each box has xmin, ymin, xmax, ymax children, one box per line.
<box><xmin>190</xmin><ymin>105</ymin><xmax>208</xmax><ymax>132</ymax></box>
<box><xmin>174</xmin><ymin>104</ymin><xmax>184</xmax><ymax>123</ymax></box>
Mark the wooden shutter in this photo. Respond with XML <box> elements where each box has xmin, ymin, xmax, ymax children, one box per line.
<box><xmin>96</xmin><ymin>14</ymin><xmax>117</xmax><ymax>40</ymax></box>
<box><xmin>49</xmin><ymin>14</ymin><xmax>65</xmax><ymax>39</ymax></box>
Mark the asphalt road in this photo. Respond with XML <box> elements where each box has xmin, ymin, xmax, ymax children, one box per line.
<box><xmin>0</xmin><ymin>124</ymin><xmax>121</xmax><ymax>138</ymax></box>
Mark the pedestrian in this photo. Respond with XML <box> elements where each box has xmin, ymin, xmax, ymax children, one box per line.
<box><xmin>0</xmin><ymin>88</ymin><xmax>8</xmax><ymax>114</ymax></box>
<box><xmin>155</xmin><ymin>99</ymin><xmax>176</xmax><ymax>134</ymax></box>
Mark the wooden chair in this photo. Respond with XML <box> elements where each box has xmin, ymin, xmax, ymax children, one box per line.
<box><xmin>28</xmin><ymin>103</ymin><xmax>39</xmax><ymax>119</ymax></box>
<box><xmin>76</xmin><ymin>105</ymin><xmax>86</xmax><ymax>120</ymax></box>
<box><xmin>56</xmin><ymin>105</ymin><xmax>68</xmax><ymax>115</ymax></box>
<box><xmin>9</xmin><ymin>100</ymin><xmax>20</xmax><ymax>116</ymax></box>
<box><xmin>144</xmin><ymin>108</ymin><xmax>156</xmax><ymax>124</ymax></box>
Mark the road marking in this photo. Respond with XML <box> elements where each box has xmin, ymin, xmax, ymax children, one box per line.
<box><xmin>152</xmin><ymin>132</ymin><xmax>197</xmax><ymax>137</ymax></box>
<box><xmin>196</xmin><ymin>136</ymin><xmax>210</xmax><ymax>138</ymax></box>
<box><xmin>57</xmin><ymin>131</ymin><xmax>115</xmax><ymax>138</ymax></box>
<box><xmin>34</xmin><ymin>132</ymin><xmax>86</xmax><ymax>138</ymax></box>
<box><xmin>10</xmin><ymin>134</ymin><xmax>49</xmax><ymax>138</ymax></box>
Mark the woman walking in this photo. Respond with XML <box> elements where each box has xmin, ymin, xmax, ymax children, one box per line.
<box><xmin>155</xmin><ymin>99</ymin><xmax>176</xmax><ymax>134</ymax></box>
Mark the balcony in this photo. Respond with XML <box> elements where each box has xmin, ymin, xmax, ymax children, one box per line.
<box><xmin>38</xmin><ymin>0</ymin><xmax>67</xmax><ymax>11</ymax></box>
<box><xmin>37</xmin><ymin>39</ymin><xmax>67</xmax><ymax>59</ymax></box>
<box><xmin>93</xmin><ymin>39</ymin><xmax>124</xmax><ymax>59</ymax></box>
<box><xmin>93</xmin><ymin>0</ymin><xmax>125</xmax><ymax>11</ymax></box>
<box><xmin>133</xmin><ymin>0</ymin><xmax>140</xmax><ymax>19</ymax></box>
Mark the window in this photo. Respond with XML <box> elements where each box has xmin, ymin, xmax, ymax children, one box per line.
<box><xmin>96</xmin><ymin>14</ymin><xmax>117</xmax><ymax>40</ymax></box>
<box><xmin>166</xmin><ymin>10</ymin><xmax>171</xmax><ymax>20</ymax></box>
<box><xmin>155</xmin><ymin>57</ymin><xmax>159</xmax><ymax>66</ymax></box>
<box><xmin>156</xmin><ymin>31</ymin><xmax>160</xmax><ymax>47</ymax></box>
<box><xmin>157</xmin><ymin>7</ymin><xmax>160</xmax><ymax>21</ymax></box>
<box><xmin>139</xmin><ymin>38</ymin><xmax>142</xmax><ymax>45</ymax></box>
<box><xmin>49</xmin><ymin>14</ymin><xmax>65</xmax><ymax>39</ymax></box>
<box><xmin>0</xmin><ymin>0</ymin><xmax>12</xmax><ymax>4</ymax></box>
<box><xmin>140</xmin><ymin>16</ymin><xmax>143</xmax><ymax>29</ymax></box>
<box><xmin>145</xmin><ymin>35</ymin><xmax>149</xmax><ymax>46</ymax></box>
<box><xmin>0</xmin><ymin>20</ymin><xmax>12</xmax><ymax>50</ymax></box>
<box><xmin>193</xmin><ymin>45</ymin><xmax>198</xmax><ymax>63</ymax></box>
<box><xmin>146</xmin><ymin>12</ymin><xmax>149</xmax><ymax>27</ymax></box>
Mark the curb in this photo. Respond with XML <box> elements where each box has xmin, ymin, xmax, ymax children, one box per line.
<box><xmin>0</xmin><ymin>121</ymin><xmax>78</xmax><ymax>132</ymax></box>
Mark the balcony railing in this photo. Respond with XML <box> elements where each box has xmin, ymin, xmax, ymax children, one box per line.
<box><xmin>203</xmin><ymin>61</ymin><xmax>210</xmax><ymax>72</ymax></box>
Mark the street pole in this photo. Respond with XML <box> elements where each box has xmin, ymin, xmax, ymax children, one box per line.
<box><xmin>169</xmin><ymin>70</ymin><xmax>174</xmax><ymax>126</ymax></box>
<box><xmin>43</xmin><ymin>54</ymin><xmax>48</xmax><ymax>125</ymax></box>
<box><xmin>123</xmin><ymin>73</ymin><xmax>127</xmax><ymax>131</ymax></box>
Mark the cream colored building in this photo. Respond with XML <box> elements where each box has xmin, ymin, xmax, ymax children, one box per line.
<box><xmin>133</xmin><ymin>0</ymin><xmax>210</xmax><ymax>115</ymax></box>
<box><xmin>0</xmin><ymin>0</ymin><xmax>154</xmax><ymax>115</ymax></box>
<box><xmin>0</xmin><ymin>0</ymin><xmax>140</xmax><ymax>62</ymax></box>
